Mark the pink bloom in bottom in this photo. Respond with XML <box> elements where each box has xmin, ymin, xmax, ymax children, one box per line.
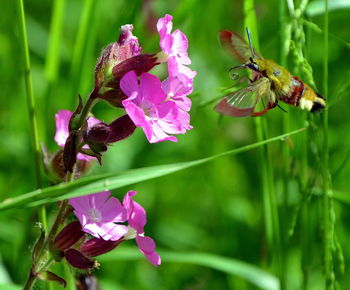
<box><xmin>123</xmin><ymin>191</ymin><xmax>161</xmax><ymax>267</ymax></box>
<box><xmin>69</xmin><ymin>191</ymin><xmax>128</xmax><ymax>241</ymax></box>
<box><xmin>55</xmin><ymin>110</ymin><xmax>100</xmax><ymax>161</ymax></box>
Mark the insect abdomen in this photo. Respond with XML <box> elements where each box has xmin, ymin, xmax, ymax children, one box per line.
<box><xmin>280</xmin><ymin>76</ymin><xmax>326</xmax><ymax>112</ymax></box>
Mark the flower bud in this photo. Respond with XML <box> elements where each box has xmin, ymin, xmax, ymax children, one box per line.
<box><xmin>107</xmin><ymin>114</ymin><xmax>136</xmax><ymax>143</ymax></box>
<box><xmin>65</xmin><ymin>249</ymin><xmax>98</xmax><ymax>270</ymax></box>
<box><xmin>84</xmin><ymin>115</ymin><xmax>136</xmax><ymax>144</ymax></box>
<box><xmin>95</xmin><ymin>24</ymin><xmax>141</xmax><ymax>91</ymax></box>
<box><xmin>37</xmin><ymin>271</ymin><xmax>66</xmax><ymax>288</ymax></box>
<box><xmin>53</xmin><ymin>221</ymin><xmax>85</xmax><ymax>252</ymax></box>
<box><xmin>85</xmin><ymin>122</ymin><xmax>111</xmax><ymax>143</ymax></box>
<box><xmin>63</xmin><ymin>131</ymin><xmax>78</xmax><ymax>173</ymax></box>
<box><xmin>79</xmin><ymin>237</ymin><xmax>123</xmax><ymax>258</ymax></box>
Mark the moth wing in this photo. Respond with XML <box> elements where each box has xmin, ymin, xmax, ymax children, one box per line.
<box><xmin>219</xmin><ymin>30</ymin><xmax>264</xmax><ymax>63</ymax></box>
<box><xmin>215</xmin><ymin>77</ymin><xmax>271</xmax><ymax>117</ymax></box>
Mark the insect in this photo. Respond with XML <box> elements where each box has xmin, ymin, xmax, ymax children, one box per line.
<box><xmin>215</xmin><ymin>28</ymin><xmax>326</xmax><ymax>117</ymax></box>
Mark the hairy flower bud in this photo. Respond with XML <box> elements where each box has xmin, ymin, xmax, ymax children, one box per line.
<box><xmin>95</xmin><ymin>25</ymin><xmax>141</xmax><ymax>90</ymax></box>
<box><xmin>85</xmin><ymin>122</ymin><xmax>111</xmax><ymax>143</ymax></box>
<box><xmin>79</xmin><ymin>238</ymin><xmax>123</xmax><ymax>258</ymax></box>
<box><xmin>107</xmin><ymin>114</ymin><xmax>136</xmax><ymax>143</ymax></box>
<box><xmin>65</xmin><ymin>249</ymin><xmax>98</xmax><ymax>271</ymax></box>
<box><xmin>53</xmin><ymin>221</ymin><xmax>85</xmax><ymax>253</ymax></box>
<box><xmin>84</xmin><ymin>115</ymin><xmax>136</xmax><ymax>144</ymax></box>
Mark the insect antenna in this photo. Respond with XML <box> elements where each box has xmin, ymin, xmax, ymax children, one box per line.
<box><xmin>245</xmin><ymin>27</ymin><xmax>255</xmax><ymax>59</ymax></box>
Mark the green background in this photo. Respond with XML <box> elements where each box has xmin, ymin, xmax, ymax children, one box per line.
<box><xmin>0</xmin><ymin>0</ymin><xmax>349</xmax><ymax>289</ymax></box>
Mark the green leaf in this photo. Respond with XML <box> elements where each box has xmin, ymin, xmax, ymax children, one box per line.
<box><xmin>99</xmin><ymin>248</ymin><xmax>279</xmax><ymax>290</ymax></box>
<box><xmin>0</xmin><ymin>128</ymin><xmax>305</xmax><ymax>211</ymax></box>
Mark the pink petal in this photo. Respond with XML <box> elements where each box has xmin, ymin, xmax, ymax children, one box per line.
<box><xmin>160</xmin><ymin>34</ymin><xmax>174</xmax><ymax>55</ymax></box>
<box><xmin>55</xmin><ymin>110</ymin><xmax>72</xmax><ymax>147</ymax></box>
<box><xmin>173</xmin><ymin>95</ymin><xmax>192</xmax><ymax>112</ymax></box>
<box><xmin>88</xmin><ymin>191</ymin><xmax>110</xmax><ymax>209</ymax></box>
<box><xmin>139</xmin><ymin>73</ymin><xmax>167</xmax><ymax>104</ymax></box>
<box><xmin>69</xmin><ymin>194</ymin><xmax>92</xmax><ymax>215</ymax></box>
<box><xmin>162</xmin><ymin>76</ymin><xmax>192</xmax><ymax>99</ymax></box>
<box><xmin>168</xmin><ymin>57</ymin><xmax>196</xmax><ymax>81</ymax></box>
<box><xmin>84</xmin><ymin>222</ymin><xmax>128</xmax><ymax>241</ymax></box>
<box><xmin>122</xmin><ymin>93</ymin><xmax>146</xmax><ymax>126</ymax></box>
<box><xmin>148</xmin><ymin>121</ymin><xmax>178</xmax><ymax>143</ymax></box>
<box><xmin>172</xmin><ymin>30</ymin><xmax>190</xmax><ymax>65</ymax></box>
<box><xmin>123</xmin><ymin>190</ymin><xmax>137</xmax><ymax>216</ymax></box>
<box><xmin>120</xmin><ymin>70</ymin><xmax>139</xmax><ymax>97</ymax></box>
<box><xmin>136</xmin><ymin>236</ymin><xmax>161</xmax><ymax>267</ymax></box>
<box><xmin>123</xmin><ymin>191</ymin><xmax>146</xmax><ymax>233</ymax></box>
<box><xmin>157</xmin><ymin>14</ymin><xmax>173</xmax><ymax>38</ymax></box>
<box><xmin>156</xmin><ymin>100</ymin><xmax>178</xmax><ymax>119</ymax></box>
<box><xmin>77</xmin><ymin>153</ymin><xmax>95</xmax><ymax>162</ymax></box>
<box><xmin>87</xmin><ymin>116</ymin><xmax>101</xmax><ymax>127</ymax></box>
<box><xmin>101</xmin><ymin>196</ymin><xmax>127</xmax><ymax>223</ymax></box>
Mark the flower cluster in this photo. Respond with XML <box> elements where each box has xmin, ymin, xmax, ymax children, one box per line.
<box><xmin>53</xmin><ymin>190</ymin><xmax>160</xmax><ymax>269</ymax></box>
<box><xmin>120</xmin><ymin>14</ymin><xmax>196</xmax><ymax>143</ymax></box>
<box><xmin>39</xmin><ymin>14</ymin><xmax>193</xmax><ymax>284</ymax></box>
<box><xmin>45</xmin><ymin>14</ymin><xmax>196</xmax><ymax>178</ymax></box>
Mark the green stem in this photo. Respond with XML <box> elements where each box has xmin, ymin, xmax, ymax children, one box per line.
<box><xmin>322</xmin><ymin>0</ymin><xmax>334</xmax><ymax>288</ymax></box>
<box><xmin>243</xmin><ymin>1</ymin><xmax>284</xmax><ymax>286</ymax></box>
<box><xmin>16</xmin><ymin>0</ymin><xmax>47</xmax><ymax>230</ymax></box>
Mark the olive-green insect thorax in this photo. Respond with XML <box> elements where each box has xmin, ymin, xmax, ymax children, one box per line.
<box><xmin>255</xmin><ymin>59</ymin><xmax>292</xmax><ymax>95</ymax></box>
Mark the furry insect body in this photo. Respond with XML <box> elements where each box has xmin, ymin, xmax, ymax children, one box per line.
<box><xmin>216</xmin><ymin>30</ymin><xmax>326</xmax><ymax>117</ymax></box>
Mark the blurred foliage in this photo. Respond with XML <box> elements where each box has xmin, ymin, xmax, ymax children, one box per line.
<box><xmin>0</xmin><ymin>0</ymin><xmax>349</xmax><ymax>289</ymax></box>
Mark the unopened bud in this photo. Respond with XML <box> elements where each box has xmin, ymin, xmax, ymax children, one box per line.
<box><xmin>85</xmin><ymin>122</ymin><xmax>111</xmax><ymax>143</ymax></box>
<box><xmin>95</xmin><ymin>25</ymin><xmax>141</xmax><ymax>91</ymax></box>
<box><xmin>37</xmin><ymin>271</ymin><xmax>66</xmax><ymax>287</ymax></box>
<box><xmin>63</xmin><ymin>131</ymin><xmax>78</xmax><ymax>173</ymax></box>
<box><xmin>107</xmin><ymin>114</ymin><xmax>136</xmax><ymax>143</ymax></box>
<box><xmin>65</xmin><ymin>249</ymin><xmax>98</xmax><ymax>270</ymax></box>
<box><xmin>80</xmin><ymin>237</ymin><xmax>123</xmax><ymax>258</ymax></box>
<box><xmin>112</xmin><ymin>54</ymin><xmax>158</xmax><ymax>80</ymax></box>
<box><xmin>53</xmin><ymin>221</ymin><xmax>85</xmax><ymax>253</ymax></box>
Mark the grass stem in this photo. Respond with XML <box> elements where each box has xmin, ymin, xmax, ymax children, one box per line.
<box><xmin>16</xmin><ymin>0</ymin><xmax>47</xmax><ymax>230</ymax></box>
<box><xmin>322</xmin><ymin>0</ymin><xmax>335</xmax><ymax>288</ymax></box>
<box><xmin>243</xmin><ymin>0</ymin><xmax>284</xmax><ymax>287</ymax></box>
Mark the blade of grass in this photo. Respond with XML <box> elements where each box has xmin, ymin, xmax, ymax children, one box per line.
<box><xmin>243</xmin><ymin>1</ymin><xmax>283</xmax><ymax>287</ymax></box>
<box><xmin>278</xmin><ymin>0</ymin><xmax>291</xmax><ymax>288</ymax></box>
<box><xmin>100</xmin><ymin>248</ymin><xmax>279</xmax><ymax>290</ymax></box>
<box><xmin>0</xmin><ymin>128</ymin><xmax>305</xmax><ymax>210</ymax></box>
<box><xmin>16</xmin><ymin>0</ymin><xmax>46</xmax><ymax>230</ymax></box>
<box><xmin>321</xmin><ymin>0</ymin><xmax>335</xmax><ymax>288</ymax></box>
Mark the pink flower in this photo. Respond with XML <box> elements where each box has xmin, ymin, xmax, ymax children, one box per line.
<box><xmin>69</xmin><ymin>191</ymin><xmax>128</xmax><ymax>241</ymax></box>
<box><xmin>120</xmin><ymin>70</ymin><xmax>187</xmax><ymax>143</ymax></box>
<box><xmin>55</xmin><ymin>110</ymin><xmax>100</xmax><ymax>161</ymax></box>
<box><xmin>162</xmin><ymin>76</ymin><xmax>193</xmax><ymax>132</ymax></box>
<box><xmin>167</xmin><ymin>56</ymin><xmax>196</xmax><ymax>86</ymax></box>
<box><xmin>156</xmin><ymin>14</ymin><xmax>196</xmax><ymax>89</ymax></box>
<box><xmin>157</xmin><ymin>14</ymin><xmax>190</xmax><ymax>65</ymax></box>
<box><xmin>123</xmin><ymin>191</ymin><xmax>161</xmax><ymax>267</ymax></box>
